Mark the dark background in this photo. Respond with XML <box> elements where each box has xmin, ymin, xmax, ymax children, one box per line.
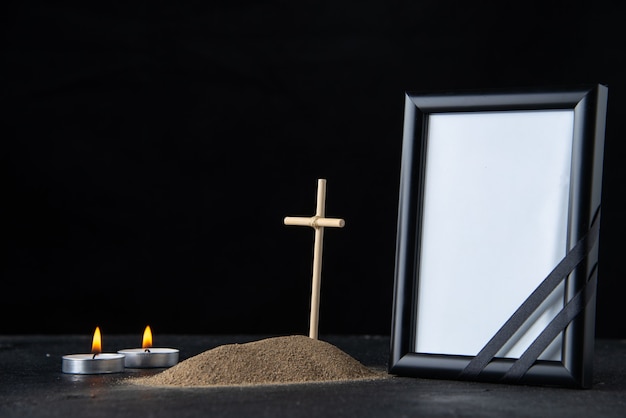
<box><xmin>2</xmin><ymin>1</ymin><xmax>624</xmax><ymax>339</ymax></box>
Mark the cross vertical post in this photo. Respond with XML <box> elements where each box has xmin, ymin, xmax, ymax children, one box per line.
<box><xmin>284</xmin><ymin>179</ymin><xmax>345</xmax><ymax>339</ymax></box>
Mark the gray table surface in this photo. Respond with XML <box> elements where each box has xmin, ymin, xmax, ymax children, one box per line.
<box><xmin>1</xmin><ymin>334</ymin><xmax>624</xmax><ymax>418</ymax></box>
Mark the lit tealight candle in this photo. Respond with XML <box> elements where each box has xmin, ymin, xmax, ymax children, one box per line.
<box><xmin>62</xmin><ymin>326</ymin><xmax>125</xmax><ymax>374</ymax></box>
<box><xmin>118</xmin><ymin>325</ymin><xmax>179</xmax><ymax>368</ymax></box>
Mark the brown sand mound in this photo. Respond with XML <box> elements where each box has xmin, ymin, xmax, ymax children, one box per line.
<box><xmin>130</xmin><ymin>335</ymin><xmax>387</xmax><ymax>387</ymax></box>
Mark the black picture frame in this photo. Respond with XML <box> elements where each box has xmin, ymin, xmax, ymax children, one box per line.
<box><xmin>389</xmin><ymin>84</ymin><xmax>608</xmax><ymax>388</ymax></box>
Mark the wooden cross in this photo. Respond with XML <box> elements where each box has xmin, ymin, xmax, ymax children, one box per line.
<box><xmin>284</xmin><ymin>178</ymin><xmax>345</xmax><ymax>339</ymax></box>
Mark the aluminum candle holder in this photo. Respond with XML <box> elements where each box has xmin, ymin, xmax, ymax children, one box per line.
<box><xmin>117</xmin><ymin>348</ymin><xmax>179</xmax><ymax>368</ymax></box>
<box><xmin>62</xmin><ymin>353</ymin><xmax>126</xmax><ymax>374</ymax></box>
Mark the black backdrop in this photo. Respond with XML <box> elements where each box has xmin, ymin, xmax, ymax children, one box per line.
<box><xmin>3</xmin><ymin>1</ymin><xmax>625</xmax><ymax>339</ymax></box>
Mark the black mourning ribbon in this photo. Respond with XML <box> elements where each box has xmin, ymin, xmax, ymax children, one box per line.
<box><xmin>458</xmin><ymin>207</ymin><xmax>601</xmax><ymax>382</ymax></box>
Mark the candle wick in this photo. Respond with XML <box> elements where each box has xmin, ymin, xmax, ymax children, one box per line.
<box><xmin>144</xmin><ymin>348</ymin><xmax>151</xmax><ymax>353</ymax></box>
<box><xmin>92</xmin><ymin>353</ymin><xmax>98</xmax><ymax>359</ymax></box>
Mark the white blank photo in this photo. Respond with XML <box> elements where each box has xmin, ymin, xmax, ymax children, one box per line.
<box><xmin>414</xmin><ymin>110</ymin><xmax>574</xmax><ymax>360</ymax></box>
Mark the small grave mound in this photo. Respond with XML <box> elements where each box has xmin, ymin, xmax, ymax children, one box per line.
<box><xmin>130</xmin><ymin>335</ymin><xmax>386</xmax><ymax>387</ymax></box>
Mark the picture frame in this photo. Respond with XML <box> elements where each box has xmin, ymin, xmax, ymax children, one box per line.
<box><xmin>389</xmin><ymin>84</ymin><xmax>608</xmax><ymax>388</ymax></box>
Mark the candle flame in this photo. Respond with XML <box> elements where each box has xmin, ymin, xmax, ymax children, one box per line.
<box><xmin>91</xmin><ymin>326</ymin><xmax>102</xmax><ymax>354</ymax></box>
<box><xmin>142</xmin><ymin>325</ymin><xmax>153</xmax><ymax>349</ymax></box>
